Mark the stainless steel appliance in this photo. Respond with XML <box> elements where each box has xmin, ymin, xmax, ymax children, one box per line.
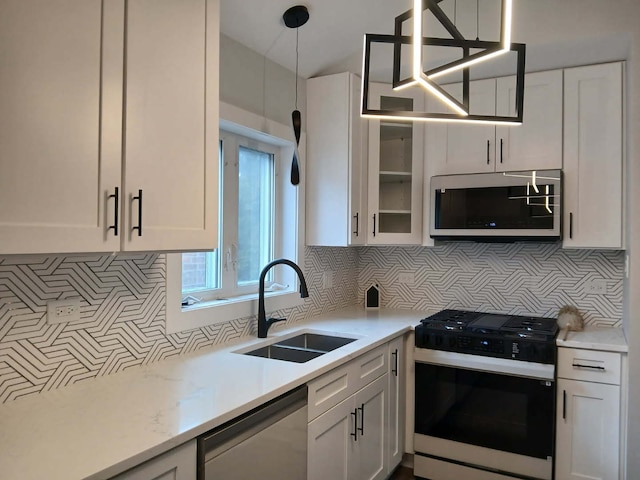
<box><xmin>430</xmin><ymin>169</ymin><xmax>562</xmax><ymax>241</ymax></box>
<box><xmin>198</xmin><ymin>386</ymin><xmax>307</xmax><ymax>480</ymax></box>
<box><xmin>414</xmin><ymin>310</ymin><xmax>558</xmax><ymax>480</ymax></box>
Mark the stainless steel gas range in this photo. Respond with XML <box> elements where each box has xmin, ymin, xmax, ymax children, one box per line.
<box><xmin>414</xmin><ymin>309</ymin><xmax>559</xmax><ymax>480</ymax></box>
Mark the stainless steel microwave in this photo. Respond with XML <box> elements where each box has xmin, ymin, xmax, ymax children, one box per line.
<box><xmin>430</xmin><ymin>170</ymin><xmax>562</xmax><ymax>241</ymax></box>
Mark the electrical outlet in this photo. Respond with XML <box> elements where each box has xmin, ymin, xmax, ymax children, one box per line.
<box><xmin>47</xmin><ymin>298</ymin><xmax>81</xmax><ymax>324</ymax></box>
<box><xmin>322</xmin><ymin>271</ymin><xmax>333</xmax><ymax>289</ymax></box>
<box><xmin>398</xmin><ymin>272</ymin><xmax>415</xmax><ymax>284</ymax></box>
<box><xmin>585</xmin><ymin>279</ymin><xmax>608</xmax><ymax>295</ymax></box>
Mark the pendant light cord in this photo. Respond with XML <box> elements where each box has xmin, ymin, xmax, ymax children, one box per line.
<box><xmin>476</xmin><ymin>0</ymin><xmax>480</xmax><ymax>40</ymax></box>
<box><xmin>295</xmin><ymin>27</ymin><xmax>299</xmax><ymax>109</ymax></box>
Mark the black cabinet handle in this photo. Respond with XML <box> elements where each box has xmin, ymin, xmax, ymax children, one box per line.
<box><xmin>391</xmin><ymin>348</ymin><xmax>398</xmax><ymax>376</ymax></box>
<box><xmin>108</xmin><ymin>187</ymin><xmax>119</xmax><ymax>236</ymax></box>
<box><xmin>132</xmin><ymin>189</ymin><xmax>143</xmax><ymax>237</ymax></box>
<box><xmin>572</xmin><ymin>363</ymin><xmax>606</xmax><ymax>371</ymax></box>
<box><xmin>357</xmin><ymin>403</ymin><xmax>365</xmax><ymax>436</ymax></box>
<box><xmin>500</xmin><ymin>138</ymin><xmax>504</xmax><ymax>163</ymax></box>
<box><xmin>372</xmin><ymin>214</ymin><xmax>376</xmax><ymax>237</ymax></box>
<box><xmin>353</xmin><ymin>213</ymin><xmax>359</xmax><ymax>237</ymax></box>
<box><xmin>569</xmin><ymin>212</ymin><xmax>573</xmax><ymax>239</ymax></box>
<box><xmin>562</xmin><ymin>390</ymin><xmax>567</xmax><ymax>420</ymax></box>
<box><xmin>486</xmin><ymin>140</ymin><xmax>490</xmax><ymax>164</ymax></box>
<box><xmin>350</xmin><ymin>408</ymin><xmax>358</xmax><ymax>441</ymax></box>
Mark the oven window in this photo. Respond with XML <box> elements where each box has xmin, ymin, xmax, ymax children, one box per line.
<box><xmin>415</xmin><ymin>363</ymin><xmax>554</xmax><ymax>459</ymax></box>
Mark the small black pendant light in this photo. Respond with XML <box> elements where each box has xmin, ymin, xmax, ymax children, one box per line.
<box><xmin>283</xmin><ymin>5</ymin><xmax>309</xmax><ymax>186</ymax></box>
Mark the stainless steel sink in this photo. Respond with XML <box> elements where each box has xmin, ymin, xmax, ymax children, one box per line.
<box><xmin>244</xmin><ymin>344</ymin><xmax>325</xmax><ymax>363</ymax></box>
<box><xmin>240</xmin><ymin>332</ymin><xmax>357</xmax><ymax>363</ymax></box>
<box><xmin>275</xmin><ymin>333</ymin><xmax>356</xmax><ymax>352</ymax></box>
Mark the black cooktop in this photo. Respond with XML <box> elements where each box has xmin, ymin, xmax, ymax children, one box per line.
<box><xmin>415</xmin><ymin>309</ymin><xmax>558</xmax><ymax>364</ymax></box>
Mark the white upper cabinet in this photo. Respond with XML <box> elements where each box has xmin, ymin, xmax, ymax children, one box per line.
<box><xmin>0</xmin><ymin>0</ymin><xmax>122</xmax><ymax>254</ymax></box>
<box><xmin>563</xmin><ymin>62</ymin><xmax>624</xmax><ymax>249</ymax></box>
<box><xmin>427</xmin><ymin>79</ymin><xmax>497</xmax><ymax>176</ymax></box>
<box><xmin>306</xmin><ymin>72</ymin><xmax>366</xmax><ymax>246</ymax></box>
<box><xmin>367</xmin><ymin>83</ymin><xmax>424</xmax><ymax>245</ymax></box>
<box><xmin>0</xmin><ymin>0</ymin><xmax>219</xmax><ymax>255</ymax></box>
<box><xmin>496</xmin><ymin>70</ymin><xmax>563</xmax><ymax>172</ymax></box>
<box><xmin>123</xmin><ymin>0</ymin><xmax>218</xmax><ymax>252</ymax></box>
<box><xmin>427</xmin><ymin>70</ymin><xmax>563</xmax><ymax>175</ymax></box>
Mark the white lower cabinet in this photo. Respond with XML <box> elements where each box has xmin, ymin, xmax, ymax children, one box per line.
<box><xmin>308</xmin><ymin>337</ymin><xmax>406</xmax><ymax>480</ymax></box>
<box><xmin>387</xmin><ymin>336</ymin><xmax>405</xmax><ymax>471</ymax></box>
<box><xmin>308</xmin><ymin>374</ymin><xmax>387</xmax><ymax>480</ymax></box>
<box><xmin>555</xmin><ymin>348</ymin><xmax>623</xmax><ymax>480</ymax></box>
<box><xmin>111</xmin><ymin>440</ymin><xmax>196</xmax><ymax>480</ymax></box>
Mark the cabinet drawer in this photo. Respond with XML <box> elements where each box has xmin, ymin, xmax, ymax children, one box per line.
<box><xmin>307</xmin><ymin>344</ymin><xmax>389</xmax><ymax>421</ymax></box>
<box><xmin>352</xmin><ymin>344</ymin><xmax>388</xmax><ymax>392</ymax></box>
<box><xmin>558</xmin><ymin>348</ymin><xmax>621</xmax><ymax>385</ymax></box>
<box><xmin>308</xmin><ymin>364</ymin><xmax>352</xmax><ymax>422</ymax></box>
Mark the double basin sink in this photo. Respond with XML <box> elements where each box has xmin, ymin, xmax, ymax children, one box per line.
<box><xmin>237</xmin><ymin>332</ymin><xmax>357</xmax><ymax>363</ymax></box>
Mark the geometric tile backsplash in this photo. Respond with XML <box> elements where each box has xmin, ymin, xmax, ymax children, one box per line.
<box><xmin>359</xmin><ymin>243</ymin><xmax>624</xmax><ymax>326</ymax></box>
<box><xmin>0</xmin><ymin>243</ymin><xmax>624</xmax><ymax>403</ymax></box>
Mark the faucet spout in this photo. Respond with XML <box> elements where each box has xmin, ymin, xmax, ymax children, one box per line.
<box><xmin>258</xmin><ymin>259</ymin><xmax>309</xmax><ymax>338</ymax></box>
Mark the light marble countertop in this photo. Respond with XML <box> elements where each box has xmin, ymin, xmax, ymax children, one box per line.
<box><xmin>0</xmin><ymin>306</ymin><xmax>429</xmax><ymax>480</ymax></box>
<box><xmin>556</xmin><ymin>325</ymin><xmax>628</xmax><ymax>353</ymax></box>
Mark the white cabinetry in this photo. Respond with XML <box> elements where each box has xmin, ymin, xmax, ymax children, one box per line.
<box><xmin>0</xmin><ymin>0</ymin><xmax>219</xmax><ymax>255</ymax></box>
<box><xmin>306</xmin><ymin>72</ymin><xmax>366</xmax><ymax>246</ymax></box>
<box><xmin>367</xmin><ymin>83</ymin><xmax>424</xmax><ymax>245</ymax></box>
<box><xmin>387</xmin><ymin>336</ymin><xmax>405</xmax><ymax>471</ymax></box>
<box><xmin>556</xmin><ymin>348</ymin><xmax>623</xmax><ymax>480</ymax></box>
<box><xmin>111</xmin><ymin>440</ymin><xmax>196</xmax><ymax>480</ymax></box>
<box><xmin>308</xmin><ymin>340</ymin><xmax>405</xmax><ymax>480</ymax></box>
<box><xmin>427</xmin><ymin>70</ymin><xmax>563</xmax><ymax>175</ymax></box>
<box><xmin>562</xmin><ymin>62</ymin><xmax>624</xmax><ymax>249</ymax></box>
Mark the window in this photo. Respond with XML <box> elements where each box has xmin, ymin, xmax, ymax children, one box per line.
<box><xmin>182</xmin><ymin>133</ymin><xmax>277</xmax><ymax>301</ymax></box>
<box><xmin>165</xmin><ymin>103</ymin><xmax>304</xmax><ymax>335</ymax></box>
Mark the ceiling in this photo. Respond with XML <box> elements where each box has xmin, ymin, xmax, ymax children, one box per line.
<box><xmin>219</xmin><ymin>1</ymin><xmax>631</xmax><ymax>82</ymax></box>
<box><xmin>220</xmin><ymin>0</ymin><xmax>416</xmax><ymax>78</ymax></box>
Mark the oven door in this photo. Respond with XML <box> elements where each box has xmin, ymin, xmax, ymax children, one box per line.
<box><xmin>414</xmin><ymin>349</ymin><xmax>555</xmax><ymax>480</ymax></box>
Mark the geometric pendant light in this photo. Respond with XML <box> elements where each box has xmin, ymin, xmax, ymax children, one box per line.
<box><xmin>361</xmin><ymin>0</ymin><xmax>526</xmax><ymax>125</ymax></box>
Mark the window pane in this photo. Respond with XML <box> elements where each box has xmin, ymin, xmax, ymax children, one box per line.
<box><xmin>181</xmin><ymin>251</ymin><xmax>220</xmax><ymax>293</ymax></box>
<box><xmin>237</xmin><ymin>145</ymin><xmax>274</xmax><ymax>285</ymax></box>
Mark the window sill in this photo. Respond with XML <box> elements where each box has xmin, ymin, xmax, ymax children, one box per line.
<box><xmin>166</xmin><ymin>254</ymin><xmax>305</xmax><ymax>334</ymax></box>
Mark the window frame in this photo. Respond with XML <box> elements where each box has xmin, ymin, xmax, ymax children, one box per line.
<box><xmin>165</xmin><ymin>102</ymin><xmax>306</xmax><ymax>335</ymax></box>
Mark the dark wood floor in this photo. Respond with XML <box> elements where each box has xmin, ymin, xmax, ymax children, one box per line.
<box><xmin>388</xmin><ymin>465</ymin><xmax>417</xmax><ymax>480</ymax></box>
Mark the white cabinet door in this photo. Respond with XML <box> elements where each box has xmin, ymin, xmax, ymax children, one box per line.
<box><xmin>426</xmin><ymin>79</ymin><xmax>497</xmax><ymax>176</ymax></box>
<box><xmin>123</xmin><ymin>0</ymin><xmax>218</xmax><ymax>252</ymax></box>
<box><xmin>112</xmin><ymin>440</ymin><xmax>197</xmax><ymax>480</ymax></box>
<box><xmin>354</xmin><ymin>374</ymin><xmax>388</xmax><ymax>480</ymax></box>
<box><xmin>367</xmin><ymin>83</ymin><xmax>424</xmax><ymax>245</ymax></box>
<box><xmin>306</xmin><ymin>72</ymin><xmax>366</xmax><ymax>246</ymax></box>
<box><xmin>0</xmin><ymin>0</ymin><xmax>219</xmax><ymax>255</ymax></box>
<box><xmin>0</xmin><ymin>0</ymin><xmax>123</xmax><ymax>254</ymax></box>
<box><xmin>563</xmin><ymin>62</ymin><xmax>624</xmax><ymax>249</ymax></box>
<box><xmin>387</xmin><ymin>336</ymin><xmax>405</xmax><ymax>472</ymax></box>
<box><xmin>556</xmin><ymin>379</ymin><xmax>620</xmax><ymax>480</ymax></box>
<box><xmin>308</xmin><ymin>397</ymin><xmax>356</xmax><ymax>480</ymax></box>
<box><xmin>496</xmin><ymin>70</ymin><xmax>563</xmax><ymax>172</ymax></box>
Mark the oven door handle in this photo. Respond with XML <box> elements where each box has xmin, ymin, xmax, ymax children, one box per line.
<box><xmin>414</xmin><ymin>347</ymin><xmax>555</xmax><ymax>381</ymax></box>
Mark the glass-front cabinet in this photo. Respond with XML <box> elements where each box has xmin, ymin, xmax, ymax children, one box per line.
<box><xmin>367</xmin><ymin>83</ymin><xmax>424</xmax><ymax>244</ymax></box>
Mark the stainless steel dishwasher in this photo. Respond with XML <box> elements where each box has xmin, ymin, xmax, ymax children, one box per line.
<box><xmin>197</xmin><ymin>385</ymin><xmax>307</xmax><ymax>479</ymax></box>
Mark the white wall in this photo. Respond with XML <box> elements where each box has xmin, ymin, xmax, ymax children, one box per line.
<box><xmin>219</xmin><ymin>34</ymin><xmax>307</xmax><ymax>129</ymax></box>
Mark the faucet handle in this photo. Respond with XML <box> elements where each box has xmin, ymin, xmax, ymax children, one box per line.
<box><xmin>267</xmin><ymin>317</ymin><xmax>286</xmax><ymax>328</ymax></box>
